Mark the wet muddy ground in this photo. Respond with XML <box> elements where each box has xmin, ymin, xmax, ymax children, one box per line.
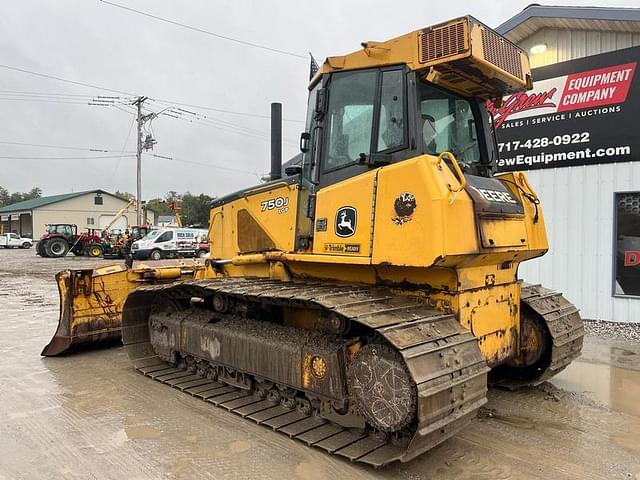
<box><xmin>1</xmin><ymin>248</ymin><xmax>639</xmax><ymax>479</ymax></box>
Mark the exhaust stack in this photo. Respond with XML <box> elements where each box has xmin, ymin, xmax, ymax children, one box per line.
<box><xmin>270</xmin><ymin>102</ymin><xmax>282</xmax><ymax>180</ymax></box>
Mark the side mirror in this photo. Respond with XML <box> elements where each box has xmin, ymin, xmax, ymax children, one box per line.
<box><xmin>299</xmin><ymin>132</ymin><xmax>310</xmax><ymax>153</ymax></box>
<box><xmin>285</xmin><ymin>165</ymin><xmax>303</xmax><ymax>176</ymax></box>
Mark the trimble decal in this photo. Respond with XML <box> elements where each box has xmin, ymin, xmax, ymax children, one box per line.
<box><xmin>324</xmin><ymin>243</ymin><xmax>360</xmax><ymax>253</ymax></box>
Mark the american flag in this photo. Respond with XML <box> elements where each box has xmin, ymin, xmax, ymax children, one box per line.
<box><xmin>309</xmin><ymin>52</ymin><xmax>319</xmax><ymax>80</ymax></box>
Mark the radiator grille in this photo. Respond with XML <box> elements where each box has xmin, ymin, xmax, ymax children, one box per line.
<box><xmin>481</xmin><ymin>27</ymin><xmax>523</xmax><ymax>80</ymax></box>
<box><xmin>419</xmin><ymin>20</ymin><xmax>467</xmax><ymax>63</ymax></box>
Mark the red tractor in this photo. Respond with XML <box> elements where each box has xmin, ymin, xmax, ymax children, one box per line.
<box><xmin>36</xmin><ymin>224</ymin><xmax>103</xmax><ymax>258</ymax></box>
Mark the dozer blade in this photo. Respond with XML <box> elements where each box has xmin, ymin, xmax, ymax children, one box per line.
<box><xmin>42</xmin><ymin>262</ymin><xmax>202</xmax><ymax>356</ymax></box>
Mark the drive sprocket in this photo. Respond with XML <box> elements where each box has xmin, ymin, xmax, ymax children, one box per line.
<box><xmin>348</xmin><ymin>343</ymin><xmax>417</xmax><ymax>432</ymax></box>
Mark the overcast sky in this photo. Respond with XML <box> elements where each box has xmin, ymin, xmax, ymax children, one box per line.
<box><xmin>1</xmin><ymin>0</ymin><xmax>638</xmax><ymax>200</ymax></box>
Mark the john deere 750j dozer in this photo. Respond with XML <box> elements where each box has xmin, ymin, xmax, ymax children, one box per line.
<box><xmin>44</xmin><ymin>16</ymin><xmax>583</xmax><ymax>466</ymax></box>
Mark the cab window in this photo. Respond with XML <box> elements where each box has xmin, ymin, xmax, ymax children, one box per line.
<box><xmin>418</xmin><ymin>80</ymin><xmax>481</xmax><ymax>166</ymax></box>
<box><xmin>323</xmin><ymin>70</ymin><xmax>377</xmax><ymax>172</ymax></box>
<box><xmin>377</xmin><ymin>70</ymin><xmax>405</xmax><ymax>152</ymax></box>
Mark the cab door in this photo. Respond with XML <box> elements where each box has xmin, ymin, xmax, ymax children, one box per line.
<box><xmin>311</xmin><ymin>67</ymin><xmax>407</xmax><ymax>257</ymax></box>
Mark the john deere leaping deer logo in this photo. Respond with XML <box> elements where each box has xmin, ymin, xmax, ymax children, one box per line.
<box><xmin>335</xmin><ymin>206</ymin><xmax>357</xmax><ymax>238</ymax></box>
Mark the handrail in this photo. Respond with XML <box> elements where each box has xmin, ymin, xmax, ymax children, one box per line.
<box><xmin>438</xmin><ymin>151</ymin><xmax>466</xmax><ymax>193</ymax></box>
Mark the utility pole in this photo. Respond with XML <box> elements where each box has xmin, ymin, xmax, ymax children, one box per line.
<box><xmin>133</xmin><ymin>96</ymin><xmax>148</xmax><ymax>225</ymax></box>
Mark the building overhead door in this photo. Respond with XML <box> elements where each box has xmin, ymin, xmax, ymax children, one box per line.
<box><xmin>100</xmin><ymin>215</ymin><xmax>128</xmax><ymax>231</ymax></box>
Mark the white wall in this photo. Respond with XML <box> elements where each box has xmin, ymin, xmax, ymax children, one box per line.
<box><xmin>519</xmin><ymin>28</ymin><xmax>640</xmax><ymax>69</ymax></box>
<box><xmin>99</xmin><ymin>215</ymin><xmax>128</xmax><ymax>230</ymax></box>
<box><xmin>519</xmin><ymin>162</ymin><xmax>640</xmax><ymax>323</ymax></box>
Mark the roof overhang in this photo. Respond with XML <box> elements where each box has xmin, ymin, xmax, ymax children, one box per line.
<box><xmin>497</xmin><ymin>4</ymin><xmax>640</xmax><ymax>43</ymax></box>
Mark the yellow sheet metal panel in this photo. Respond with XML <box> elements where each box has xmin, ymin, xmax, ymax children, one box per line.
<box><xmin>319</xmin><ymin>16</ymin><xmax>531</xmax><ymax>100</ymax></box>
<box><xmin>372</xmin><ymin>155</ymin><xmax>478</xmax><ymax>267</ymax></box>
<box><xmin>433</xmin><ymin>282</ymin><xmax>520</xmax><ymax>366</ymax></box>
<box><xmin>479</xmin><ymin>218</ymin><xmax>528</xmax><ymax>248</ymax></box>
<box><xmin>312</xmin><ymin>171</ymin><xmax>377</xmax><ymax>257</ymax></box>
<box><xmin>285</xmin><ymin>261</ymin><xmax>378</xmax><ymax>285</ymax></box>
<box><xmin>496</xmin><ymin>172</ymin><xmax>549</xmax><ymax>254</ymax></box>
<box><xmin>210</xmin><ymin>183</ymin><xmax>299</xmax><ymax>259</ymax></box>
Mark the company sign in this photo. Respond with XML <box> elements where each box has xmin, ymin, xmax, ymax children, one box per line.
<box><xmin>492</xmin><ymin>46</ymin><xmax>640</xmax><ymax>171</ymax></box>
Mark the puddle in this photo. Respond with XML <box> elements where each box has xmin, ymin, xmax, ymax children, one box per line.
<box><xmin>551</xmin><ymin>359</ymin><xmax>640</xmax><ymax>417</ymax></box>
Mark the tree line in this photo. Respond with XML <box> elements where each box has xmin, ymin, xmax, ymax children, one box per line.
<box><xmin>115</xmin><ymin>190</ymin><xmax>215</xmax><ymax>227</ymax></box>
<box><xmin>0</xmin><ymin>186</ymin><xmax>213</xmax><ymax>227</ymax></box>
<box><xmin>0</xmin><ymin>187</ymin><xmax>42</xmax><ymax>208</ymax></box>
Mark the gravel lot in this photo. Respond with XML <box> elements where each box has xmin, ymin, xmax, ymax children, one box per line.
<box><xmin>0</xmin><ymin>248</ymin><xmax>639</xmax><ymax>479</ymax></box>
<box><xmin>584</xmin><ymin>319</ymin><xmax>640</xmax><ymax>343</ymax></box>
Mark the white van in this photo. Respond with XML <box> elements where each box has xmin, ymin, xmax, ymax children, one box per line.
<box><xmin>131</xmin><ymin>228</ymin><xmax>207</xmax><ymax>260</ymax></box>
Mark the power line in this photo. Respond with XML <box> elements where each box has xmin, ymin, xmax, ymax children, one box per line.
<box><xmin>155</xmin><ymin>106</ymin><xmax>298</xmax><ymax>145</ymax></box>
<box><xmin>99</xmin><ymin>0</ymin><xmax>307</xmax><ymax>60</ymax></box>
<box><xmin>0</xmin><ymin>90</ymin><xmax>109</xmax><ymax>98</ymax></box>
<box><xmin>151</xmin><ymin>98</ymin><xmax>304</xmax><ymax>123</ymax></box>
<box><xmin>0</xmin><ymin>97</ymin><xmax>93</xmax><ymax>106</ymax></box>
<box><xmin>0</xmin><ymin>66</ymin><xmax>305</xmax><ymax>122</ymax></box>
<box><xmin>0</xmin><ymin>140</ymin><xmax>135</xmax><ymax>153</ymax></box>
<box><xmin>0</xmin><ymin>154</ymin><xmax>136</xmax><ymax>160</ymax></box>
<box><xmin>146</xmin><ymin>152</ymin><xmax>258</xmax><ymax>177</ymax></box>
<box><xmin>0</xmin><ymin>64</ymin><xmax>134</xmax><ymax>95</ymax></box>
<box><xmin>0</xmin><ymin>90</ymin><xmax>95</xmax><ymax>101</ymax></box>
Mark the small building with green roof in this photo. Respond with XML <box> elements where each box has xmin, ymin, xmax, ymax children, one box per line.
<box><xmin>0</xmin><ymin>189</ymin><xmax>153</xmax><ymax>238</ymax></box>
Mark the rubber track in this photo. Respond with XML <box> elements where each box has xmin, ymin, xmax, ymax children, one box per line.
<box><xmin>123</xmin><ymin>278</ymin><xmax>489</xmax><ymax>467</ymax></box>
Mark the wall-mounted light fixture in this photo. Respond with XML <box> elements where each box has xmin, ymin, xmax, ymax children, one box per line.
<box><xmin>530</xmin><ymin>43</ymin><xmax>547</xmax><ymax>55</ymax></box>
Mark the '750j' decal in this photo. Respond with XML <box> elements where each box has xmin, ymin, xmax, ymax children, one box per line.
<box><xmin>261</xmin><ymin>197</ymin><xmax>289</xmax><ymax>214</ymax></box>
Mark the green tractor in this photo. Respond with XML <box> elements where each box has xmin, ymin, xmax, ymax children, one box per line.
<box><xmin>102</xmin><ymin>225</ymin><xmax>154</xmax><ymax>259</ymax></box>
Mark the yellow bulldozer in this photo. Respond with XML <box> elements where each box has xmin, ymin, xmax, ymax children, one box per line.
<box><xmin>42</xmin><ymin>16</ymin><xmax>584</xmax><ymax>466</ymax></box>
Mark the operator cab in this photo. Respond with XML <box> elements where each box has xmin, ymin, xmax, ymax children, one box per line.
<box><xmin>300</xmin><ymin>67</ymin><xmax>497</xmax><ymax>189</ymax></box>
<box><xmin>46</xmin><ymin>224</ymin><xmax>77</xmax><ymax>238</ymax></box>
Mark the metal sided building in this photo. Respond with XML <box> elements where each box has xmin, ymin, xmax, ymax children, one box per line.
<box><xmin>495</xmin><ymin>5</ymin><xmax>640</xmax><ymax>323</ymax></box>
<box><xmin>0</xmin><ymin>190</ymin><xmax>152</xmax><ymax>238</ymax></box>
